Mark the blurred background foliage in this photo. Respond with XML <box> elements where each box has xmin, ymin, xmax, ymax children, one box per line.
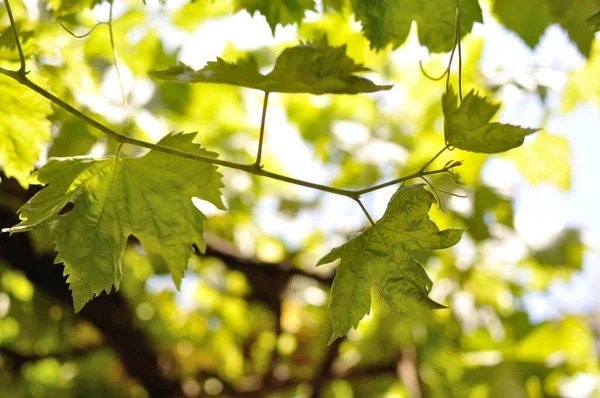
<box><xmin>1</xmin><ymin>0</ymin><xmax>600</xmax><ymax>397</ymax></box>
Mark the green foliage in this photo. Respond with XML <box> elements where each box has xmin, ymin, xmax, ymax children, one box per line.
<box><xmin>563</xmin><ymin>40</ymin><xmax>600</xmax><ymax>111</ymax></box>
<box><xmin>235</xmin><ymin>0</ymin><xmax>315</xmax><ymax>33</ymax></box>
<box><xmin>533</xmin><ymin>228</ymin><xmax>584</xmax><ymax>269</ymax></box>
<box><xmin>443</xmin><ymin>86</ymin><xmax>539</xmax><ymax>153</ymax></box>
<box><xmin>351</xmin><ymin>0</ymin><xmax>483</xmax><ymax>52</ymax></box>
<box><xmin>318</xmin><ymin>185</ymin><xmax>462</xmax><ymax>343</ymax></box>
<box><xmin>0</xmin><ymin>26</ymin><xmax>35</xmax><ymax>61</ymax></box>
<box><xmin>505</xmin><ymin>131</ymin><xmax>571</xmax><ymax>190</ymax></box>
<box><xmin>0</xmin><ymin>77</ymin><xmax>52</xmax><ymax>187</ymax></box>
<box><xmin>150</xmin><ymin>37</ymin><xmax>393</xmax><ymax>94</ymax></box>
<box><xmin>0</xmin><ymin>0</ymin><xmax>598</xmax><ymax>396</ymax></box>
<box><xmin>5</xmin><ymin>133</ymin><xmax>224</xmax><ymax>311</ymax></box>
<box><xmin>492</xmin><ymin>0</ymin><xmax>600</xmax><ymax>56</ymax></box>
<box><xmin>44</xmin><ymin>0</ymin><xmax>104</xmax><ymax>16</ymax></box>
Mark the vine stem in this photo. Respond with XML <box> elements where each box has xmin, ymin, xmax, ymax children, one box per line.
<box><xmin>0</xmin><ymin>0</ymin><xmax>463</xmax><ymax>226</ymax></box>
<box><xmin>356</xmin><ymin>146</ymin><xmax>450</xmax><ymax>195</ymax></box>
<box><xmin>456</xmin><ymin>0</ymin><xmax>463</xmax><ymax>100</ymax></box>
<box><xmin>60</xmin><ymin>21</ymin><xmax>109</xmax><ymax>38</ymax></box>
<box><xmin>254</xmin><ymin>91</ymin><xmax>269</xmax><ymax>168</ymax></box>
<box><xmin>108</xmin><ymin>0</ymin><xmax>126</xmax><ymax>104</ymax></box>
<box><xmin>4</xmin><ymin>0</ymin><xmax>26</xmax><ymax>74</ymax></box>
<box><xmin>355</xmin><ymin>198</ymin><xmax>375</xmax><ymax>227</ymax></box>
<box><xmin>0</xmin><ymin>65</ymin><xmax>460</xmax><ymax>203</ymax></box>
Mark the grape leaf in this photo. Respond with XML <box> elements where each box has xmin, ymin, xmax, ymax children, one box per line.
<box><xmin>43</xmin><ymin>0</ymin><xmax>104</xmax><ymax>16</ymax></box>
<box><xmin>442</xmin><ymin>86</ymin><xmax>539</xmax><ymax>154</ymax></box>
<box><xmin>318</xmin><ymin>184</ymin><xmax>463</xmax><ymax>343</ymax></box>
<box><xmin>0</xmin><ymin>77</ymin><xmax>52</xmax><ymax>188</ymax></box>
<box><xmin>4</xmin><ymin>132</ymin><xmax>225</xmax><ymax>311</ymax></box>
<box><xmin>505</xmin><ymin>131</ymin><xmax>571</xmax><ymax>190</ymax></box>
<box><xmin>563</xmin><ymin>40</ymin><xmax>600</xmax><ymax>112</ymax></box>
<box><xmin>492</xmin><ymin>0</ymin><xmax>600</xmax><ymax>56</ymax></box>
<box><xmin>235</xmin><ymin>0</ymin><xmax>315</xmax><ymax>33</ymax></box>
<box><xmin>351</xmin><ymin>0</ymin><xmax>483</xmax><ymax>52</ymax></box>
<box><xmin>149</xmin><ymin>37</ymin><xmax>393</xmax><ymax>94</ymax></box>
<box><xmin>0</xmin><ymin>26</ymin><xmax>36</xmax><ymax>62</ymax></box>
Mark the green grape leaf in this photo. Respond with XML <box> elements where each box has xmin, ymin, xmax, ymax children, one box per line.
<box><xmin>4</xmin><ymin>132</ymin><xmax>225</xmax><ymax>312</ymax></box>
<box><xmin>318</xmin><ymin>184</ymin><xmax>463</xmax><ymax>343</ymax></box>
<box><xmin>563</xmin><ymin>40</ymin><xmax>600</xmax><ymax>112</ymax></box>
<box><xmin>0</xmin><ymin>77</ymin><xmax>52</xmax><ymax>188</ymax></box>
<box><xmin>172</xmin><ymin>0</ymin><xmax>233</xmax><ymax>31</ymax></box>
<box><xmin>533</xmin><ymin>228</ymin><xmax>584</xmax><ymax>270</ymax></box>
<box><xmin>492</xmin><ymin>0</ymin><xmax>600</xmax><ymax>56</ymax></box>
<box><xmin>589</xmin><ymin>9</ymin><xmax>600</xmax><ymax>31</ymax></box>
<box><xmin>505</xmin><ymin>131</ymin><xmax>571</xmax><ymax>190</ymax></box>
<box><xmin>442</xmin><ymin>86</ymin><xmax>539</xmax><ymax>154</ymax></box>
<box><xmin>466</xmin><ymin>186</ymin><xmax>514</xmax><ymax>242</ymax></box>
<box><xmin>149</xmin><ymin>37</ymin><xmax>393</xmax><ymax>94</ymax></box>
<box><xmin>43</xmin><ymin>0</ymin><xmax>104</xmax><ymax>16</ymax></box>
<box><xmin>235</xmin><ymin>0</ymin><xmax>315</xmax><ymax>33</ymax></box>
<box><xmin>351</xmin><ymin>0</ymin><xmax>483</xmax><ymax>52</ymax></box>
<box><xmin>0</xmin><ymin>26</ymin><xmax>36</xmax><ymax>62</ymax></box>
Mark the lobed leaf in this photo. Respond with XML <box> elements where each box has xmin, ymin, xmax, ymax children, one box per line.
<box><xmin>4</xmin><ymin>132</ymin><xmax>225</xmax><ymax>312</ymax></box>
<box><xmin>492</xmin><ymin>0</ymin><xmax>600</xmax><ymax>56</ymax></box>
<box><xmin>318</xmin><ymin>184</ymin><xmax>463</xmax><ymax>343</ymax></box>
<box><xmin>442</xmin><ymin>86</ymin><xmax>539</xmax><ymax>154</ymax></box>
<box><xmin>351</xmin><ymin>0</ymin><xmax>483</xmax><ymax>52</ymax></box>
<box><xmin>235</xmin><ymin>0</ymin><xmax>316</xmax><ymax>33</ymax></box>
<box><xmin>149</xmin><ymin>37</ymin><xmax>392</xmax><ymax>94</ymax></box>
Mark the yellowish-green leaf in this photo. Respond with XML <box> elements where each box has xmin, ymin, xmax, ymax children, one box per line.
<box><xmin>173</xmin><ymin>0</ymin><xmax>233</xmax><ymax>32</ymax></box>
<box><xmin>4</xmin><ymin>132</ymin><xmax>225</xmax><ymax>312</ymax></box>
<box><xmin>563</xmin><ymin>40</ymin><xmax>600</xmax><ymax>112</ymax></box>
<box><xmin>235</xmin><ymin>0</ymin><xmax>315</xmax><ymax>33</ymax></box>
<box><xmin>443</xmin><ymin>86</ymin><xmax>539</xmax><ymax>154</ymax></box>
<box><xmin>318</xmin><ymin>184</ymin><xmax>463</xmax><ymax>343</ymax></box>
<box><xmin>0</xmin><ymin>77</ymin><xmax>52</xmax><ymax>187</ymax></box>
<box><xmin>43</xmin><ymin>0</ymin><xmax>103</xmax><ymax>16</ymax></box>
<box><xmin>149</xmin><ymin>37</ymin><xmax>393</xmax><ymax>94</ymax></box>
<box><xmin>505</xmin><ymin>131</ymin><xmax>571</xmax><ymax>190</ymax></box>
<box><xmin>351</xmin><ymin>0</ymin><xmax>483</xmax><ymax>52</ymax></box>
<box><xmin>0</xmin><ymin>26</ymin><xmax>36</xmax><ymax>62</ymax></box>
<box><xmin>511</xmin><ymin>318</ymin><xmax>594</xmax><ymax>367</ymax></box>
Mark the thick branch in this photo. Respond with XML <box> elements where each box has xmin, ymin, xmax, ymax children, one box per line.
<box><xmin>205</xmin><ymin>235</ymin><xmax>334</xmax><ymax>287</ymax></box>
<box><xmin>0</xmin><ymin>345</ymin><xmax>102</xmax><ymax>371</ymax></box>
<box><xmin>0</xmin><ymin>178</ymin><xmax>183</xmax><ymax>397</ymax></box>
<box><xmin>309</xmin><ymin>337</ymin><xmax>343</xmax><ymax>398</ymax></box>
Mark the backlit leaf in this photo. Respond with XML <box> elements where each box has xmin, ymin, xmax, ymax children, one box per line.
<box><xmin>0</xmin><ymin>77</ymin><xmax>52</xmax><ymax>187</ymax></box>
<box><xmin>351</xmin><ymin>0</ymin><xmax>483</xmax><ymax>52</ymax></box>
<box><xmin>235</xmin><ymin>0</ymin><xmax>315</xmax><ymax>33</ymax></box>
<box><xmin>43</xmin><ymin>0</ymin><xmax>104</xmax><ymax>16</ymax></box>
<box><xmin>442</xmin><ymin>86</ymin><xmax>539</xmax><ymax>154</ymax></box>
<box><xmin>149</xmin><ymin>37</ymin><xmax>393</xmax><ymax>94</ymax></box>
<box><xmin>563</xmin><ymin>40</ymin><xmax>600</xmax><ymax>112</ymax></box>
<box><xmin>505</xmin><ymin>131</ymin><xmax>571</xmax><ymax>190</ymax></box>
<box><xmin>4</xmin><ymin>132</ymin><xmax>225</xmax><ymax>311</ymax></box>
<box><xmin>318</xmin><ymin>184</ymin><xmax>463</xmax><ymax>343</ymax></box>
<box><xmin>492</xmin><ymin>0</ymin><xmax>600</xmax><ymax>56</ymax></box>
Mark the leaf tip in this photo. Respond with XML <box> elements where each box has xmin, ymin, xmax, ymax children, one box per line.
<box><xmin>327</xmin><ymin>332</ymin><xmax>343</xmax><ymax>345</ymax></box>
